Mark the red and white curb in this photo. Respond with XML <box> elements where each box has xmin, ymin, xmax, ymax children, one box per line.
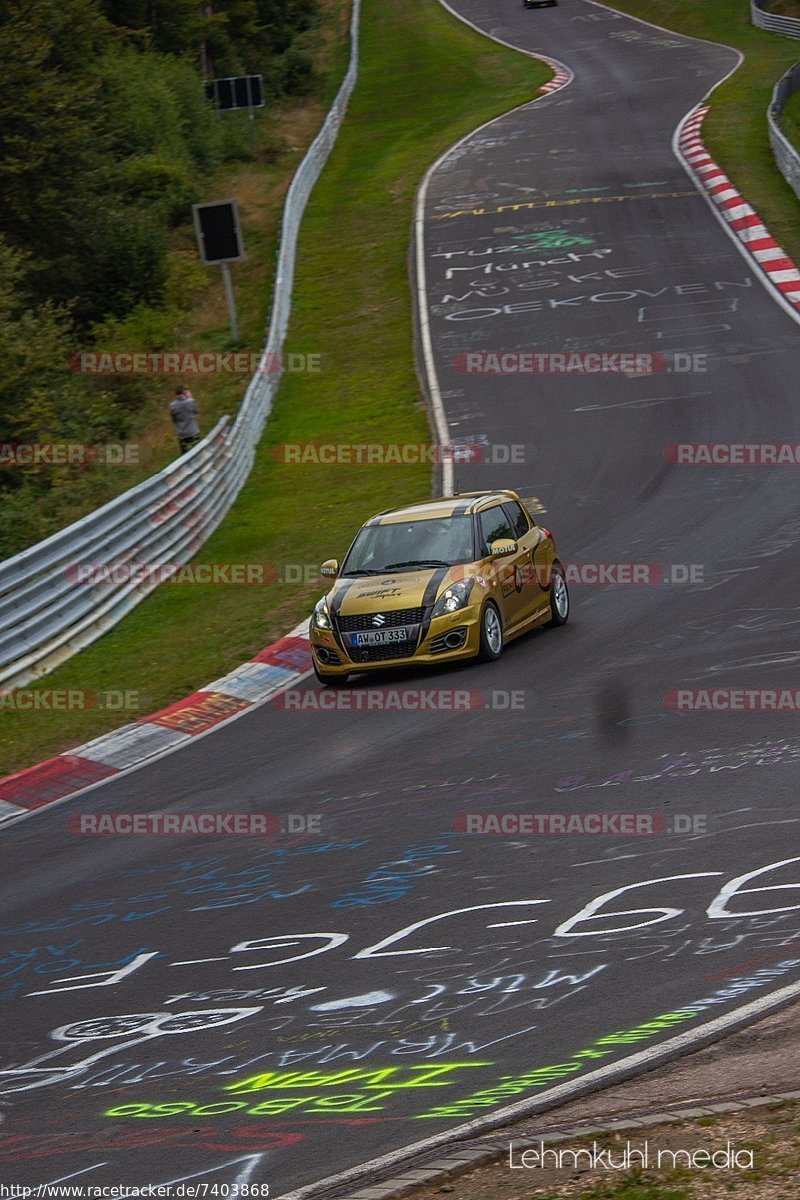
<box><xmin>678</xmin><ymin>105</ymin><xmax>800</xmax><ymax>310</ymax></box>
<box><xmin>437</xmin><ymin>1</ymin><xmax>574</xmax><ymax>99</ymax></box>
<box><xmin>538</xmin><ymin>55</ymin><xmax>572</xmax><ymax>94</ymax></box>
<box><xmin>0</xmin><ymin>621</ymin><xmax>312</xmax><ymax>824</ymax></box>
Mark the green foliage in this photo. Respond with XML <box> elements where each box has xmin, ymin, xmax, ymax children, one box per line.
<box><xmin>0</xmin><ymin>0</ymin><xmax>113</xmax><ymax>316</ymax></box>
<box><xmin>0</xmin><ymin>237</ymin><xmax>131</xmax><ymax>555</ymax></box>
<box><xmin>96</xmin><ymin>0</ymin><xmax>320</xmax><ymax>76</ymax></box>
<box><xmin>271</xmin><ymin>42</ymin><xmax>316</xmax><ymax>98</ymax></box>
<box><xmin>95</xmin><ymin>45</ymin><xmax>222</xmax><ymax>221</ymax></box>
<box><xmin>0</xmin><ymin>0</ymin><xmax>320</xmax><ymax>557</ymax></box>
<box><xmin>258</xmin><ymin>0</ymin><xmax>318</xmax><ymax>56</ymax></box>
<box><xmin>0</xmin><ymin>0</ymin><xmax>318</xmax><ymax>324</ymax></box>
<box><xmin>196</xmin><ymin>1</ymin><xmax>319</xmax><ymax>77</ymax></box>
<box><xmin>99</xmin><ymin>0</ymin><xmax>215</xmax><ymax>57</ymax></box>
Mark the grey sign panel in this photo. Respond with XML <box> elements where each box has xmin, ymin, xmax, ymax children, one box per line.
<box><xmin>192</xmin><ymin>199</ymin><xmax>244</xmax><ymax>264</ymax></box>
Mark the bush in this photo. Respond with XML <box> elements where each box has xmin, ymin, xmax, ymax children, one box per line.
<box><xmin>279</xmin><ymin>45</ymin><xmax>316</xmax><ymax>97</ymax></box>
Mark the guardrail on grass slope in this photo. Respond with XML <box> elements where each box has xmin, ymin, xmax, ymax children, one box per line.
<box><xmin>768</xmin><ymin>60</ymin><xmax>800</xmax><ymax>202</ymax></box>
<box><xmin>0</xmin><ymin>0</ymin><xmax>361</xmax><ymax>693</ymax></box>
<box><xmin>752</xmin><ymin>0</ymin><xmax>800</xmax><ymax>38</ymax></box>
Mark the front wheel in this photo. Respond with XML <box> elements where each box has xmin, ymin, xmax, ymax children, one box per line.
<box><xmin>546</xmin><ymin>563</ymin><xmax>569</xmax><ymax>627</ymax></box>
<box><xmin>477</xmin><ymin>602</ymin><xmax>504</xmax><ymax>662</ymax></box>
<box><xmin>313</xmin><ymin>660</ymin><xmax>350</xmax><ymax>687</ymax></box>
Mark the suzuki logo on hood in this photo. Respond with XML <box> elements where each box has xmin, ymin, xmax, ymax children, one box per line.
<box><xmin>372</xmin><ymin>613</ymin><xmax>387</xmax><ymax>627</ymax></box>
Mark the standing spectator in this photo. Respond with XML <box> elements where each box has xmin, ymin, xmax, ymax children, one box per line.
<box><xmin>169</xmin><ymin>384</ymin><xmax>200</xmax><ymax>455</ymax></box>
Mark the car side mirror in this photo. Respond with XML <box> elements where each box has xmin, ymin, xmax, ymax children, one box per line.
<box><xmin>320</xmin><ymin>559</ymin><xmax>339</xmax><ymax>577</ymax></box>
<box><xmin>489</xmin><ymin>540</ymin><xmax>517</xmax><ymax>558</ymax></box>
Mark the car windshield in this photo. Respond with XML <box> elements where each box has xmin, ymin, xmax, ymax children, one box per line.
<box><xmin>341</xmin><ymin>516</ymin><xmax>474</xmax><ymax>575</ymax></box>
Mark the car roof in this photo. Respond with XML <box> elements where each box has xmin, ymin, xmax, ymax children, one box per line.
<box><xmin>365</xmin><ymin>491</ymin><xmax>522</xmax><ymax>526</ymax></box>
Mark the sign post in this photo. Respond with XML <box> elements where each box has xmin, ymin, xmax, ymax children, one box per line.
<box><xmin>220</xmin><ymin>263</ymin><xmax>238</xmax><ymax>340</ymax></box>
<box><xmin>192</xmin><ymin>200</ymin><xmax>245</xmax><ymax>340</ymax></box>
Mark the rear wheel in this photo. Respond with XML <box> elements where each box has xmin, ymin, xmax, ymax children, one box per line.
<box><xmin>546</xmin><ymin>563</ymin><xmax>569</xmax><ymax>627</ymax></box>
<box><xmin>478</xmin><ymin>601</ymin><xmax>504</xmax><ymax>662</ymax></box>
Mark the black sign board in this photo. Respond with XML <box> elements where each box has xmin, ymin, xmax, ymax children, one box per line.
<box><xmin>192</xmin><ymin>200</ymin><xmax>244</xmax><ymax>265</ymax></box>
<box><xmin>205</xmin><ymin>75</ymin><xmax>264</xmax><ymax>112</ymax></box>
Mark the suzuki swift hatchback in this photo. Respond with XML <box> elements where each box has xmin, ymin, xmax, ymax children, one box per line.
<box><xmin>310</xmin><ymin>490</ymin><xmax>568</xmax><ymax>684</ymax></box>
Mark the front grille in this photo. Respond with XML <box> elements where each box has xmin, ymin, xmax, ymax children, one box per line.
<box><xmin>348</xmin><ymin>640</ymin><xmax>418</xmax><ymax>663</ymax></box>
<box><xmin>337</xmin><ymin>607</ymin><xmax>425</xmax><ymax>632</ymax></box>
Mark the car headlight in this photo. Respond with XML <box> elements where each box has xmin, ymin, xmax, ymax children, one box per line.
<box><xmin>432</xmin><ymin>578</ymin><xmax>474</xmax><ymax>617</ymax></box>
<box><xmin>312</xmin><ymin>598</ymin><xmax>332</xmax><ymax>630</ymax></box>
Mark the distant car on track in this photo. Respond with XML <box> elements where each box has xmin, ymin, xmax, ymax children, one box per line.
<box><xmin>523</xmin><ymin>0</ymin><xmax>558</xmax><ymax>8</ymax></box>
<box><xmin>310</xmin><ymin>490</ymin><xmax>569</xmax><ymax>685</ymax></box>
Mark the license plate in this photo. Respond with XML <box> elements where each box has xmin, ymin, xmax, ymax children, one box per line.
<box><xmin>350</xmin><ymin>627</ymin><xmax>411</xmax><ymax>647</ymax></box>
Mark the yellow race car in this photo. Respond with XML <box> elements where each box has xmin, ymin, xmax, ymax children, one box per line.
<box><xmin>310</xmin><ymin>490</ymin><xmax>568</xmax><ymax>684</ymax></box>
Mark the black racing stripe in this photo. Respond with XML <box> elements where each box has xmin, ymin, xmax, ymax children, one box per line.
<box><xmin>418</xmin><ymin>566</ymin><xmax>452</xmax><ymax>643</ymax></box>
<box><xmin>328</xmin><ymin>578</ymin><xmax>361</xmax><ymax>655</ymax></box>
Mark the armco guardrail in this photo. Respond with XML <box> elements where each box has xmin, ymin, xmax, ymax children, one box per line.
<box><xmin>752</xmin><ymin>0</ymin><xmax>800</xmax><ymax>37</ymax></box>
<box><xmin>769</xmin><ymin>60</ymin><xmax>800</xmax><ymax>201</ymax></box>
<box><xmin>0</xmin><ymin>0</ymin><xmax>361</xmax><ymax>693</ymax></box>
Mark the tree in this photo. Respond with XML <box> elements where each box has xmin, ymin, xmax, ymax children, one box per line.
<box><xmin>0</xmin><ymin>0</ymin><xmax>114</xmax><ymax>315</ymax></box>
<box><xmin>99</xmin><ymin>0</ymin><xmax>222</xmax><ymax>63</ymax></box>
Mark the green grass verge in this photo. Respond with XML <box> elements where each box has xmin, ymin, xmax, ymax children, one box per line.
<box><xmin>0</xmin><ymin>0</ymin><xmax>549</xmax><ymax>777</ymax></box>
<box><xmin>410</xmin><ymin>1099</ymin><xmax>800</xmax><ymax>1200</ymax></box>
<box><xmin>606</xmin><ymin>1</ymin><xmax>800</xmax><ymax>263</ymax></box>
<box><xmin>763</xmin><ymin>0</ymin><xmax>800</xmax><ymax>17</ymax></box>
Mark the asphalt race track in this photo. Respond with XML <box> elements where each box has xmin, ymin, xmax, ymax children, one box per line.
<box><xmin>4</xmin><ymin>1</ymin><xmax>800</xmax><ymax>1194</ymax></box>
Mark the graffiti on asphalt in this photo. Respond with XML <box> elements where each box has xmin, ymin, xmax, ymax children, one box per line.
<box><xmin>95</xmin><ymin>951</ymin><xmax>800</xmax><ymax>1125</ymax></box>
<box><xmin>330</xmin><ymin>842</ymin><xmax>458</xmax><ymax>908</ymax></box>
<box><xmin>556</xmin><ymin>739</ymin><xmax>800</xmax><ymax>792</ymax></box>
<box><xmin>0</xmin><ymin>1009</ymin><xmax>264</xmax><ymax>1093</ymax></box>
